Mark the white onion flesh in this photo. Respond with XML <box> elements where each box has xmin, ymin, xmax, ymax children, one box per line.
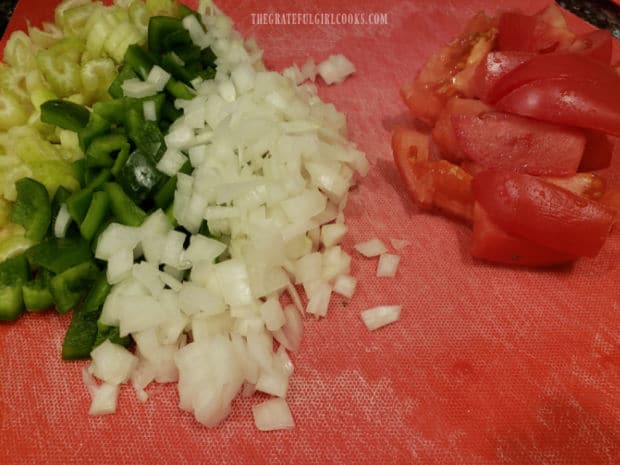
<box><xmin>390</xmin><ymin>238</ymin><xmax>410</xmax><ymax>250</ymax></box>
<box><xmin>354</xmin><ymin>238</ymin><xmax>388</xmax><ymax>257</ymax></box>
<box><xmin>376</xmin><ymin>253</ymin><xmax>401</xmax><ymax>278</ymax></box>
<box><xmin>361</xmin><ymin>305</ymin><xmax>402</xmax><ymax>331</ymax></box>
<box><xmin>91</xmin><ymin>3</ymin><xmax>368</xmax><ymax>431</ymax></box>
<box><xmin>252</xmin><ymin>398</ymin><xmax>295</xmax><ymax>431</ymax></box>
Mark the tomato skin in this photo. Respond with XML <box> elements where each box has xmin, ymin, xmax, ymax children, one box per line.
<box><xmin>495</xmin><ymin>78</ymin><xmax>620</xmax><ymax>136</ymax></box>
<box><xmin>472</xmin><ymin>169</ymin><xmax>615</xmax><ymax>257</ymax></box>
<box><xmin>497</xmin><ymin>5</ymin><xmax>574</xmax><ymax>53</ymax></box>
<box><xmin>600</xmin><ymin>188</ymin><xmax>620</xmax><ymax>220</ymax></box>
<box><xmin>431</xmin><ymin>97</ymin><xmax>491</xmax><ymax>162</ymax></box>
<box><xmin>472</xmin><ymin>51</ymin><xmax>535</xmax><ymax>101</ymax></box>
<box><xmin>568</xmin><ymin>30</ymin><xmax>613</xmax><ymax>64</ymax></box>
<box><xmin>452</xmin><ymin>112</ymin><xmax>585</xmax><ymax>176</ymax></box>
<box><xmin>471</xmin><ymin>203</ymin><xmax>577</xmax><ymax>266</ymax></box>
<box><xmin>487</xmin><ymin>53</ymin><xmax>620</xmax><ymax>104</ymax></box>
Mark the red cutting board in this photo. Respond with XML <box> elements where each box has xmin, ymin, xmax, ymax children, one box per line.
<box><xmin>1</xmin><ymin>1</ymin><xmax>620</xmax><ymax>464</ymax></box>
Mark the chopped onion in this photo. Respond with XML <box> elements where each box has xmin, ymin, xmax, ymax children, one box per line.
<box><xmin>360</xmin><ymin>305</ymin><xmax>402</xmax><ymax>331</ymax></box>
<box><xmin>143</xmin><ymin>100</ymin><xmax>157</xmax><ymax>121</ymax></box>
<box><xmin>146</xmin><ymin>65</ymin><xmax>171</xmax><ymax>91</ymax></box>
<box><xmin>376</xmin><ymin>253</ymin><xmax>401</xmax><ymax>278</ymax></box>
<box><xmin>389</xmin><ymin>238</ymin><xmax>410</xmax><ymax>250</ymax></box>
<box><xmin>317</xmin><ymin>54</ymin><xmax>356</xmax><ymax>85</ymax></box>
<box><xmin>320</xmin><ymin>223</ymin><xmax>347</xmax><ymax>248</ymax></box>
<box><xmin>88</xmin><ymin>382</ymin><xmax>120</xmax><ymax>416</ymax></box>
<box><xmin>333</xmin><ymin>274</ymin><xmax>357</xmax><ymax>299</ymax></box>
<box><xmin>305</xmin><ymin>281</ymin><xmax>332</xmax><ymax>317</ymax></box>
<box><xmin>354</xmin><ymin>238</ymin><xmax>388</xmax><ymax>257</ymax></box>
<box><xmin>260</xmin><ymin>297</ymin><xmax>286</xmax><ymax>331</ymax></box>
<box><xmin>90</xmin><ymin>340</ymin><xmax>138</xmax><ymax>385</ymax></box>
<box><xmin>156</xmin><ymin>148</ymin><xmax>188</xmax><ymax>176</ymax></box>
<box><xmin>53</xmin><ymin>203</ymin><xmax>71</xmax><ymax>238</ymax></box>
<box><xmin>252</xmin><ymin>398</ymin><xmax>295</xmax><ymax>431</ymax></box>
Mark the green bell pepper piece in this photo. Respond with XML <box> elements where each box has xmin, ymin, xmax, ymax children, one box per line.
<box><xmin>79</xmin><ymin>191</ymin><xmax>110</xmax><ymax>242</ymax></box>
<box><xmin>104</xmin><ymin>182</ymin><xmax>147</xmax><ymax>226</ymax></box>
<box><xmin>61</xmin><ymin>273</ymin><xmax>111</xmax><ymax>360</ymax></box>
<box><xmin>0</xmin><ymin>254</ymin><xmax>29</xmax><ymax>321</ymax></box>
<box><xmin>50</xmin><ymin>260</ymin><xmax>99</xmax><ymax>313</ymax></box>
<box><xmin>27</xmin><ymin>237</ymin><xmax>93</xmax><ymax>274</ymax></box>
<box><xmin>40</xmin><ymin>99</ymin><xmax>90</xmax><ymax>132</ymax></box>
<box><xmin>11</xmin><ymin>178</ymin><xmax>52</xmax><ymax>242</ymax></box>
<box><xmin>23</xmin><ymin>269</ymin><xmax>54</xmax><ymax>311</ymax></box>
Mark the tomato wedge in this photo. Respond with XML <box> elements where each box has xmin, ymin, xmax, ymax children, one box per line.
<box><xmin>471</xmin><ymin>203</ymin><xmax>577</xmax><ymax>266</ymax></box>
<box><xmin>600</xmin><ymin>188</ymin><xmax>620</xmax><ymax>220</ymax></box>
<box><xmin>497</xmin><ymin>5</ymin><xmax>575</xmax><ymax>53</ymax></box>
<box><xmin>486</xmin><ymin>53</ymin><xmax>620</xmax><ymax>103</ymax></box>
<box><xmin>496</xmin><ymin>78</ymin><xmax>620</xmax><ymax>136</ymax></box>
<box><xmin>431</xmin><ymin>97</ymin><xmax>491</xmax><ymax>161</ymax></box>
<box><xmin>544</xmin><ymin>172</ymin><xmax>606</xmax><ymax>200</ymax></box>
<box><xmin>579</xmin><ymin>130</ymin><xmax>614</xmax><ymax>171</ymax></box>
<box><xmin>392</xmin><ymin>127</ymin><xmax>473</xmax><ymax>221</ymax></box>
<box><xmin>568</xmin><ymin>29</ymin><xmax>613</xmax><ymax>64</ymax></box>
<box><xmin>471</xmin><ymin>51</ymin><xmax>535</xmax><ymax>101</ymax></box>
<box><xmin>472</xmin><ymin>169</ymin><xmax>615</xmax><ymax>257</ymax></box>
<box><xmin>400</xmin><ymin>13</ymin><xmax>496</xmax><ymax>125</ymax></box>
<box><xmin>452</xmin><ymin>112</ymin><xmax>585</xmax><ymax>176</ymax></box>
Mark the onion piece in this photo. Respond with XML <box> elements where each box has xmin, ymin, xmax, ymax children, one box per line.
<box><xmin>252</xmin><ymin>398</ymin><xmax>295</xmax><ymax>431</ymax></box>
<box><xmin>88</xmin><ymin>382</ymin><xmax>120</xmax><ymax>416</ymax></box>
<box><xmin>53</xmin><ymin>204</ymin><xmax>71</xmax><ymax>238</ymax></box>
<box><xmin>354</xmin><ymin>238</ymin><xmax>388</xmax><ymax>257</ymax></box>
<box><xmin>360</xmin><ymin>305</ymin><xmax>402</xmax><ymax>331</ymax></box>
<box><xmin>389</xmin><ymin>238</ymin><xmax>410</xmax><ymax>250</ymax></box>
<box><xmin>333</xmin><ymin>274</ymin><xmax>357</xmax><ymax>299</ymax></box>
<box><xmin>317</xmin><ymin>54</ymin><xmax>356</xmax><ymax>85</ymax></box>
<box><xmin>90</xmin><ymin>340</ymin><xmax>138</xmax><ymax>385</ymax></box>
<box><xmin>376</xmin><ymin>253</ymin><xmax>401</xmax><ymax>278</ymax></box>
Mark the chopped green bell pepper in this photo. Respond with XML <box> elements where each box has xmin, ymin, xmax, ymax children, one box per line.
<box><xmin>50</xmin><ymin>260</ymin><xmax>99</xmax><ymax>313</ymax></box>
<box><xmin>104</xmin><ymin>182</ymin><xmax>147</xmax><ymax>226</ymax></box>
<box><xmin>11</xmin><ymin>178</ymin><xmax>51</xmax><ymax>242</ymax></box>
<box><xmin>40</xmin><ymin>99</ymin><xmax>90</xmax><ymax>132</ymax></box>
<box><xmin>0</xmin><ymin>254</ymin><xmax>29</xmax><ymax>321</ymax></box>
<box><xmin>27</xmin><ymin>237</ymin><xmax>93</xmax><ymax>274</ymax></box>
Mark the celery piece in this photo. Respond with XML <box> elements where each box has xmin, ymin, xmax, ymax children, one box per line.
<box><xmin>0</xmin><ymin>92</ymin><xmax>29</xmax><ymax>130</ymax></box>
<box><xmin>3</xmin><ymin>31</ymin><xmax>37</xmax><ymax>69</ymax></box>
<box><xmin>29</xmin><ymin>160</ymin><xmax>81</xmax><ymax>195</ymax></box>
<box><xmin>146</xmin><ymin>0</ymin><xmax>178</xmax><ymax>16</ymax></box>
<box><xmin>11</xmin><ymin>178</ymin><xmax>51</xmax><ymax>242</ymax></box>
<box><xmin>104</xmin><ymin>22</ymin><xmax>144</xmax><ymax>63</ymax></box>
<box><xmin>36</xmin><ymin>39</ymin><xmax>84</xmax><ymax>97</ymax></box>
<box><xmin>80</xmin><ymin>58</ymin><xmax>116</xmax><ymax>103</ymax></box>
<box><xmin>62</xmin><ymin>2</ymin><xmax>102</xmax><ymax>38</ymax></box>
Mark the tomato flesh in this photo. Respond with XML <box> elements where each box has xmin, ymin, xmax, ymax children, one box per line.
<box><xmin>452</xmin><ymin>112</ymin><xmax>585</xmax><ymax>176</ymax></box>
<box><xmin>497</xmin><ymin>5</ymin><xmax>574</xmax><ymax>53</ymax></box>
<box><xmin>392</xmin><ymin>127</ymin><xmax>473</xmax><ymax>221</ymax></box>
<box><xmin>431</xmin><ymin>97</ymin><xmax>491</xmax><ymax>161</ymax></box>
<box><xmin>579</xmin><ymin>130</ymin><xmax>614</xmax><ymax>171</ymax></box>
<box><xmin>486</xmin><ymin>53</ymin><xmax>620</xmax><ymax>104</ymax></box>
<box><xmin>472</xmin><ymin>51</ymin><xmax>535</xmax><ymax>101</ymax></box>
<box><xmin>471</xmin><ymin>203</ymin><xmax>577</xmax><ymax>266</ymax></box>
<box><xmin>472</xmin><ymin>169</ymin><xmax>614</xmax><ymax>257</ymax></box>
<box><xmin>568</xmin><ymin>29</ymin><xmax>613</xmax><ymax>64</ymax></box>
<box><xmin>543</xmin><ymin>173</ymin><xmax>607</xmax><ymax>200</ymax></box>
<box><xmin>496</xmin><ymin>78</ymin><xmax>620</xmax><ymax>137</ymax></box>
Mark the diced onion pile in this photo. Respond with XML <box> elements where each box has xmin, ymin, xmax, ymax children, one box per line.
<box><xmin>83</xmin><ymin>0</ymin><xmax>369</xmax><ymax>429</ymax></box>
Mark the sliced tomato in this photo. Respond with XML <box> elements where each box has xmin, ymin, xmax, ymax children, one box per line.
<box><xmin>544</xmin><ymin>173</ymin><xmax>607</xmax><ymax>200</ymax></box>
<box><xmin>495</xmin><ymin>78</ymin><xmax>620</xmax><ymax>136</ymax></box>
<box><xmin>600</xmin><ymin>188</ymin><xmax>620</xmax><ymax>220</ymax></box>
<box><xmin>497</xmin><ymin>5</ymin><xmax>575</xmax><ymax>53</ymax></box>
<box><xmin>486</xmin><ymin>53</ymin><xmax>620</xmax><ymax>103</ymax></box>
<box><xmin>400</xmin><ymin>13</ymin><xmax>496</xmax><ymax>125</ymax></box>
<box><xmin>452</xmin><ymin>112</ymin><xmax>585</xmax><ymax>176</ymax></box>
<box><xmin>459</xmin><ymin>160</ymin><xmax>486</xmax><ymax>176</ymax></box>
<box><xmin>579</xmin><ymin>130</ymin><xmax>614</xmax><ymax>171</ymax></box>
<box><xmin>472</xmin><ymin>169</ymin><xmax>615</xmax><ymax>257</ymax></box>
<box><xmin>471</xmin><ymin>203</ymin><xmax>577</xmax><ymax>266</ymax></box>
<box><xmin>567</xmin><ymin>30</ymin><xmax>613</xmax><ymax>64</ymax></box>
<box><xmin>392</xmin><ymin>127</ymin><xmax>473</xmax><ymax>221</ymax></box>
<box><xmin>431</xmin><ymin>97</ymin><xmax>491</xmax><ymax>162</ymax></box>
<box><xmin>471</xmin><ymin>51</ymin><xmax>535</xmax><ymax>101</ymax></box>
